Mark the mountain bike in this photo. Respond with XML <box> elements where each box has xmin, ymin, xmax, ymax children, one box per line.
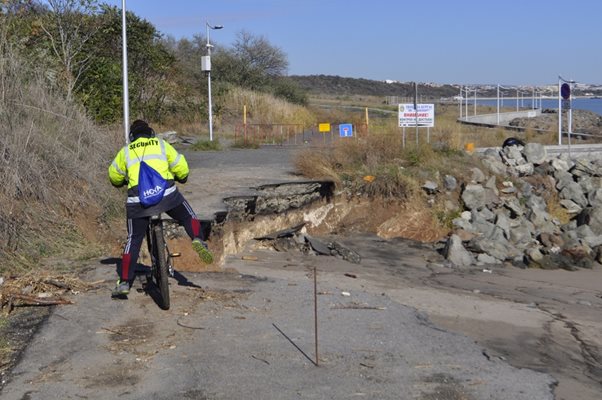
<box><xmin>146</xmin><ymin>214</ymin><xmax>178</xmax><ymax>310</ymax></box>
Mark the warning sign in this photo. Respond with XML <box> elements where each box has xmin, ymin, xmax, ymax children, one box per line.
<box><xmin>398</xmin><ymin>104</ymin><xmax>435</xmax><ymax>127</ymax></box>
<box><xmin>318</xmin><ymin>123</ymin><xmax>331</xmax><ymax>132</ymax></box>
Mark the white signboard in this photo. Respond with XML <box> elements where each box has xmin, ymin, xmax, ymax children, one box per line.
<box><xmin>398</xmin><ymin>103</ymin><xmax>435</xmax><ymax>127</ymax></box>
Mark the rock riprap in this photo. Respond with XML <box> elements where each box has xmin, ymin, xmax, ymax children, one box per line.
<box><xmin>443</xmin><ymin>142</ymin><xmax>602</xmax><ymax>270</ymax></box>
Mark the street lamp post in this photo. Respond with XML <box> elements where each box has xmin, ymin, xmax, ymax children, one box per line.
<box><xmin>121</xmin><ymin>0</ymin><xmax>130</xmax><ymax>144</ymax></box>
<box><xmin>464</xmin><ymin>88</ymin><xmax>468</xmax><ymax>118</ymax></box>
<box><xmin>532</xmin><ymin>87</ymin><xmax>536</xmax><ymax>110</ymax></box>
<box><xmin>497</xmin><ymin>84</ymin><xmax>500</xmax><ymax>125</ymax></box>
<box><xmin>203</xmin><ymin>22</ymin><xmax>223</xmax><ymax>141</ymax></box>
<box><xmin>459</xmin><ymin>87</ymin><xmax>463</xmax><ymax>119</ymax></box>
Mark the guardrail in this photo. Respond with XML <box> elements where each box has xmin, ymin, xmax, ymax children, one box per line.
<box><xmin>459</xmin><ymin>109</ymin><xmax>541</xmax><ymax>126</ymax></box>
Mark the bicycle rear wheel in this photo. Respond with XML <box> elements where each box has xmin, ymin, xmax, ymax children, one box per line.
<box><xmin>151</xmin><ymin>222</ymin><xmax>170</xmax><ymax>310</ymax></box>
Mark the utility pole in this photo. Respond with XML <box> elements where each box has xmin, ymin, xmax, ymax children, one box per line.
<box><xmin>121</xmin><ymin>0</ymin><xmax>129</xmax><ymax>144</ymax></box>
<box><xmin>414</xmin><ymin>82</ymin><xmax>418</xmax><ymax>144</ymax></box>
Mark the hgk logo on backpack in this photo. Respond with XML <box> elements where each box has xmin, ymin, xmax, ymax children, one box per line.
<box><xmin>138</xmin><ymin>161</ymin><xmax>167</xmax><ymax>207</ymax></box>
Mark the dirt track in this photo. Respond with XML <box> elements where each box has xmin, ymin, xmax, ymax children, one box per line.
<box><xmin>1</xmin><ymin>145</ymin><xmax>601</xmax><ymax>399</ymax></box>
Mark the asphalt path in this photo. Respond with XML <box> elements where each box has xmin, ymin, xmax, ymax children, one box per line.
<box><xmin>181</xmin><ymin>146</ymin><xmax>307</xmax><ymax>220</ymax></box>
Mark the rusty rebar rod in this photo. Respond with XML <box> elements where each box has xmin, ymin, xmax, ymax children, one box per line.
<box><xmin>314</xmin><ymin>266</ymin><xmax>319</xmax><ymax>366</ymax></box>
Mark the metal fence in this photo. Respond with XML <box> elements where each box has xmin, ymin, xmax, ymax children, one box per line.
<box><xmin>234</xmin><ymin>123</ymin><xmax>370</xmax><ymax>146</ymax></box>
<box><xmin>234</xmin><ymin>124</ymin><xmax>306</xmax><ymax>146</ymax></box>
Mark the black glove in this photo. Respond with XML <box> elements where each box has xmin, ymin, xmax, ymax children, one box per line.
<box><xmin>176</xmin><ymin>175</ymin><xmax>188</xmax><ymax>184</ymax></box>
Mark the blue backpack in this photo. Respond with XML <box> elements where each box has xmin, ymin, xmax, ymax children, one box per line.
<box><xmin>138</xmin><ymin>160</ymin><xmax>167</xmax><ymax>207</ymax></box>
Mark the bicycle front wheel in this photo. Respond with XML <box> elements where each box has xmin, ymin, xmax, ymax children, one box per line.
<box><xmin>151</xmin><ymin>223</ymin><xmax>170</xmax><ymax>310</ymax></box>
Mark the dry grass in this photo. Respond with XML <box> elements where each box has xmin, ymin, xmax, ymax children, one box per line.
<box><xmin>297</xmin><ymin>130</ymin><xmax>483</xmax><ymax>188</ymax></box>
<box><xmin>544</xmin><ymin>189</ymin><xmax>572</xmax><ymax>225</ymax></box>
<box><xmin>142</xmin><ymin>86</ymin><xmax>318</xmax><ymax>140</ymax></box>
<box><xmin>547</xmin><ymin>197</ymin><xmax>572</xmax><ymax>225</ymax></box>
<box><xmin>294</xmin><ymin>104</ymin><xmax>520</xmax><ymax>242</ymax></box>
<box><xmin>222</xmin><ymin>87</ymin><xmax>316</xmax><ymax>128</ymax></box>
<box><xmin>0</xmin><ymin>32</ymin><xmax>122</xmax><ymax>273</ymax></box>
<box><xmin>294</xmin><ymin>148</ymin><xmax>342</xmax><ymax>184</ymax></box>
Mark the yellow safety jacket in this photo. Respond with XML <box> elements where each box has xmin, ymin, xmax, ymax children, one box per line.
<box><xmin>108</xmin><ymin>136</ymin><xmax>189</xmax><ymax>203</ymax></box>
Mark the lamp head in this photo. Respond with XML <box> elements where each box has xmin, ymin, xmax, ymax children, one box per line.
<box><xmin>206</xmin><ymin>22</ymin><xmax>224</xmax><ymax>30</ymax></box>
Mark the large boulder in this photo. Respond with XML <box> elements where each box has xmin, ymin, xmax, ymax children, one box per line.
<box><xmin>470</xmin><ymin>167</ymin><xmax>486</xmax><ymax>183</ymax></box>
<box><xmin>502</xmin><ymin>197</ymin><xmax>525</xmax><ymax>217</ymax></box>
<box><xmin>514</xmin><ymin>163</ymin><xmax>535</xmax><ymax>176</ymax></box>
<box><xmin>481</xmin><ymin>157</ymin><xmax>507</xmax><ymax>175</ymax></box>
<box><xmin>461</xmin><ymin>184</ymin><xmax>499</xmax><ymax>211</ymax></box>
<box><xmin>574</xmin><ymin>224</ymin><xmax>602</xmax><ymax>248</ymax></box>
<box><xmin>443</xmin><ymin>175</ymin><xmax>457</xmax><ymax>191</ymax></box>
<box><xmin>554</xmin><ymin>170</ymin><xmax>574</xmax><ymax>191</ymax></box>
<box><xmin>483</xmin><ymin>148</ymin><xmax>502</xmax><ymax>161</ymax></box>
<box><xmin>577</xmin><ymin>206</ymin><xmax>602</xmax><ymax>235</ymax></box>
<box><xmin>495</xmin><ymin>212</ymin><xmax>511</xmax><ymax>239</ymax></box>
<box><xmin>551</xmin><ymin>158</ymin><xmax>571</xmax><ymax>172</ymax></box>
<box><xmin>560</xmin><ymin>182</ymin><xmax>588</xmax><ymax>208</ymax></box>
<box><xmin>503</xmin><ymin>145</ymin><xmax>524</xmax><ymax>164</ymax></box>
<box><xmin>559</xmin><ymin>199</ymin><xmax>582</xmax><ymax>214</ymax></box>
<box><xmin>587</xmin><ymin>188</ymin><xmax>602</xmax><ymax>208</ymax></box>
<box><xmin>443</xmin><ymin>235</ymin><xmax>473</xmax><ymax>267</ymax></box>
<box><xmin>468</xmin><ymin>229</ymin><xmax>519</xmax><ymax>261</ymax></box>
<box><xmin>523</xmin><ymin>143</ymin><xmax>547</xmax><ymax>165</ymax></box>
<box><xmin>510</xmin><ymin>220</ymin><xmax>536</xmax><ymax>247</ymax></box>
<box><xmin>571</xmin><ymin>159</ymin><xmax>601</xmax><ymax>177</ymax></box>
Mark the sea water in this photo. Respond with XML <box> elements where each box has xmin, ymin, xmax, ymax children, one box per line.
<box><xmin>473</xmin><ymin>98</ymin><xmax>602</xmax><ymax>116</ymax></box>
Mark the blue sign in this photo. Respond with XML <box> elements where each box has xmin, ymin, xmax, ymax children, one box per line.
<box><xmin>339</xmin><ymin>123</ymin><xmax>353</xmax><ymax>138</ymax></box>
<box><xmin>561</xmin><ymin>83</ymin><xmax>571</xmax><ymax>100</ymax></box>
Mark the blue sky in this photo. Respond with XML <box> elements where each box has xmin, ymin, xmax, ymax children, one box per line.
<box><xmin>103</xmin><ymin>0</ymin><xmax>602</xmax><ymax>85</ymax></box>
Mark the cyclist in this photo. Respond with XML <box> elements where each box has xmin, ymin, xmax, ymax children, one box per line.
<box><xmin>108</xmin><ymin>119</ymin><xmax>213</xmax><ymax>297</ymax></box>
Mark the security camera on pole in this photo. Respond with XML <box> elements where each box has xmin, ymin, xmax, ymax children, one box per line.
<box><xmin>201</xmin><ymin>22</ymin><xmax>223</xmax><ymax>141</ymax></box>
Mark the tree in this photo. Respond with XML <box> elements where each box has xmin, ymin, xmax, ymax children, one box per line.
<box><xmin>165</xmin><ymin>34</ymin><xmax>207</xmax><ymax>93</ymax></box>
<box><xmin>214</xmin><ymin>30</ymin><xmax>288</xmax><ymax>90</ymax></box>
<box><xmin>271</xmin><ymin>77</ymin><xmax>308</xmax><ymax>105</ymax></box>
<box><xmin>77</xmin><ymin>5</ymin><xmax>176</xmax><ymax>123</ymax></box>
<box><xmin>233</xmin><ymin>30</ymin><xmax>288</xmax><ymax>77</ymax></box>
<box><xmin>39</xmin><ymin>0</ymin><xmax>101</xmax><ymax>101</ymax></box>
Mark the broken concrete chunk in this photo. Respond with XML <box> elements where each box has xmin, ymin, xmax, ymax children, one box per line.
<box><xmin>305</xmin><ymin>235</ymin><xmax>332</xmax><ymax>255</ymax></box>
<box><xmin>255</xmin><ymin>223</ymin><xmax>306</xmax><ymax>240</ymax></box>
<box><xmin>331</xmin><ymin>241</ymin><xmax>362</xmax><ymax>264</ymax></box>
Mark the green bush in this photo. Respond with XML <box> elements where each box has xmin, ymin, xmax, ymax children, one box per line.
<box><xmin>191</xmin><ymin>139</ymin><xmax>222</xmax><ymax>151</ymax></box>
